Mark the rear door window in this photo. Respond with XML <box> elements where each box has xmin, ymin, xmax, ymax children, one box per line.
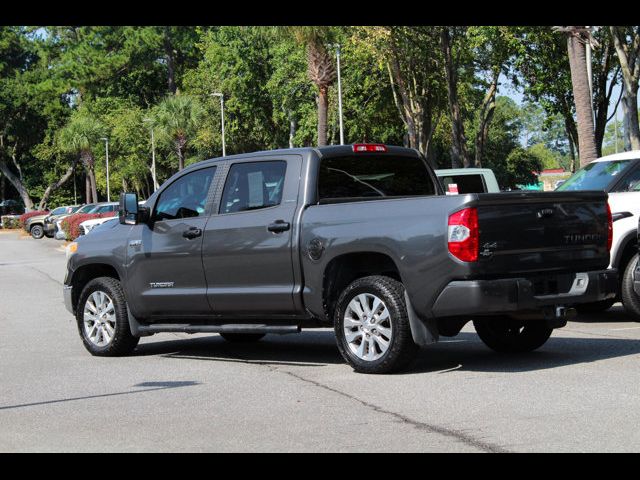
<box><xmin>220</xmin><ymin>161</ymin><xmax>287</xmax><ymax>214</ymax></box>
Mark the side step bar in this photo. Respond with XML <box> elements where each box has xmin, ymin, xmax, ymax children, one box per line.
<box><xmin>136</xmin><ymin>324</ymin><xmax>301</xmax><ymax>335</ymax></box>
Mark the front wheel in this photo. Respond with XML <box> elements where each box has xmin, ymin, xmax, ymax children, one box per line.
<box><xmin>30</xmin><ymin>224</ymin><xmax>44</xmax><ymax>239</ymax></box>
<box><xmin>473</xmin><ymin>317</ymin><xmax>553</xmax><ymax>353</ymax></box>
<box><xmin>334</xmin><ymin>275</ymin><xmax>418</xmax><ymax>374</ymax></box>
<box><xmin>76</xmin><ymin>277</ymin><xmax>140</xmax><ymax>356</ymax></box>
<box><xmin>621</xmin><ymin>253</ymin><xmax>640</xmax><ymax>321</ymax></box>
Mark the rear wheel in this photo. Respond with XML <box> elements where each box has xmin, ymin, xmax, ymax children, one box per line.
<box><xmin>473</xmin><ymin>317</ymin><xmax>553</xmax><ymax>353</ymax></box>
<box><xmin>30</xmin><ymin>224</ymin><xmax>44</xmax><ymax>239</ymax></box>
<box><xmin>621</xmin><ymin>253</ymin><xmax>640</xmax><ymax>321</ymax></box>
<box><xmin>334</xmin><ymin>275</ymin><xmax>418</xmax><ymax>374</ymax></box>
<box><xmin>76</xmin><ymin>277</ymin><xmax>139</xmax><ymax>356</ymax></box>
<box><xmin>220</xmin><ymin>333</ymin><xmax>265</xmax><ymax>343</ymax></box>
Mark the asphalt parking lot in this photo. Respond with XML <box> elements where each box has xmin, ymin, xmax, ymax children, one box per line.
<box><xmin>1</xmin><ymin>229</ymin><xmax>639</xmax><ymax>452</ymax></box>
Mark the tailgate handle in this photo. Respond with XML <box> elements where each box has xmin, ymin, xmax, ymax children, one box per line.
<box><xmin>268</xmin><ymin>220</ymin><xmax>290</xmax><ymax>233</ymax></box>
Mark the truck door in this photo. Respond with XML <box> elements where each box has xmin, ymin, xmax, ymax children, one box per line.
<box><xmin>125</xmin><ymin>166</ymin><xmax>217</xmax><ymax>319</ymax></box>
<box><xmin>202</xmin><ymin>157</ymin><xmax>301</xmax><ymax>316</ymax></box>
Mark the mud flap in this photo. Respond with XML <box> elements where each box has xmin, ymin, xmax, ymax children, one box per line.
<box><xmin>405</xmin><ymin>292</ymin><xmax>438</xmax><ymax>347</ymax></box>
<box><xmin>127</xmin><ymin>307</ymin><xmax>153</xmax><ymax>337</ymax></box>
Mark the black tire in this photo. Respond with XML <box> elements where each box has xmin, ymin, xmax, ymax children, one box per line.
<box><xmin>473</xmin><ymin>317</ymin><xmax>553</xmax><ymax>353</ymax></box>
<box><xmin>76</xmin><ymin>276</ymin><xmax>140</xmax><ymax>356</ymax></box>
<box><xmin>621</xmin><ymin>253</ymin><xmax>640</xmax><ymax>321</ymax></box>
<box><xmin>30</xmin><ymin>224</ymin><xmax>44</xmax><ymax>239</ymax></box>
<box><xmin>334</xmin><ymin>275</ymin><xmax>418</xmax><ymax>374</ymax></box>
<box><xmin>220</xmin><ymin>333</ymin><xmax>265</xmax><ymax>343</ymax></box>
<box><xmin>576</xmin><ymin>299</ymin><xmax>616</xmax><ymax>314</ymax></box>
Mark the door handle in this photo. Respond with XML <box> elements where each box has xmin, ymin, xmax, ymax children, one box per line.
<box><xmin>182</xmin><ymin>227</ymin><xmax>202</xmax><ymax>239</ymax></box>
<box><xmin>267</xmin><ymin>220</ymin><xmax>290</xmax><ymax>233</ymax></box>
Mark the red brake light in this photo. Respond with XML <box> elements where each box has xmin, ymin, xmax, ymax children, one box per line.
<box><xmin>606</xmin><ymin>203</ymin><xmax>613</xmax><ymax>251</ymax></box>
<box><xmin>448</xmin><ymin>207</ymin><xmax>479</xmax><ymax>262</ymax></box>
<box><xmin>352</xmin><ymin>143</ymin><xmax>387</xmax><ymax>153</ymax></box>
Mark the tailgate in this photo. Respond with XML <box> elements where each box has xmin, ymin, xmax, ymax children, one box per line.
<box><xmin>474</xmin><ymin>191</ymin><xmax>610</xmax><ymax>275</ymax></box>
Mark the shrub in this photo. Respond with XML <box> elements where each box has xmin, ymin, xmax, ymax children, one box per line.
<box><xmin>19</xmin><ymin>210</ymin><xmax>49</xmax><ymax>229</ymax></box>
<box><xmin>1</xmin><ymin>215</ymin><xmax>21</xmax><ymax>229</ymax></box>
<box><xmin>62</xmin><ymin>211</ymin><xmax>117</xmax><ymax>241</ymax></box>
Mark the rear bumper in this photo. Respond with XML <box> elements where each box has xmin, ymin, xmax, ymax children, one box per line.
<box><xmin>432</xmin><ymin>270</ymin><xmax>618</xmax><ymax>318</ymax></box>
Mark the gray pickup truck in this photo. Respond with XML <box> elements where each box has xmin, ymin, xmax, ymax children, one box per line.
<box><xmin>63</xmin><ymin>144</ymin><xmax>617</xmax><ymax>373</ymax></box>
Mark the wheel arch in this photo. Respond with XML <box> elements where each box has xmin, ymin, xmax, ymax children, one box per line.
<box><xmin>70</xmin><ymin>263</ymin><xmax>121</xmax><ymax>313</ymax></box>
<box><xmin>613</xmin><ymin>231</ymin><xmax>638</xmax><ymax>278</ymax></box>
<box><xmin>321</xmin><ymin>251</ymin><xmax>402</xmax><ymax>321</ymax></box>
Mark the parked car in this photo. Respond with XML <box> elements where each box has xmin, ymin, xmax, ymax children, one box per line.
<box><xmin>63</xmin><ymin>144</ymin><xmax>616</xmax><ymax>373</ymax></box>
<box><xmin>0</xmin><ymin>199</ymin><xmax>25</xmax><ymax>216</ymax></box>
<box><xmin>435</xmin><ymin>168</ymin><xmax>500</xmax><ymax>194</ymax></box>
<box><xmin>54</xmin><ymin>203</ymin><xmax>99</xmax><ymax>240</ymax></box>
<box><xmin>43</xmin><ymin>205</ymin><xmax>81</xmax><ymax>238</ymax></box>
<box><xmin>25</xmin><ymin>212</ymin><xmax>51</xmax><ymax>239</ymax></box>
<box><xmin>79</xmin><ymin>202</ymin><xmax>144</xmax><ymax>236</ymax></box>
<box><xmin>556</xmin><ymin>151</ymin><xmax>640</xmax><ymax>317</ymax></box>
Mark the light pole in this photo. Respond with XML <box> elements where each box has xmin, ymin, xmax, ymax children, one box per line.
<box><xmin>100</xmin><ymin>137</ymin><xmax>110</xmax><ymax>202</ymax></box>
<box><xmin>211</xmin><ymin>93</ymin><xmax>226</xmax><ymax>157</ymax></box>
<box><xmin>330</xmin><ymin>43</ymin><xmax>345</xmax><ymax>145</ymax></box>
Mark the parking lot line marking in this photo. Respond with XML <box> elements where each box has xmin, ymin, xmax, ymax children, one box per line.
<box><xmin>610</xmin><ymin>326</ymin><xmax>640</xmax><ymax>331</ymax></box>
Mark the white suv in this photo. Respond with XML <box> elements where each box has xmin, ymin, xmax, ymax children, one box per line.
<box><xmin>557</xmin><ymin>151</ymin><xmax>640</xmax><ymax>318</ymax></box>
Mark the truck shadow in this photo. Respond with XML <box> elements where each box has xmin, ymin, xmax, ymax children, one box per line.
<box><xmin>137</xmin><ymin>331</ymin><xmax>344</xmax><ymax>367</ymax></box>
<box><xmin>410</xmin><ymin>331</ymin><xmax>640</xmax><ymax>374</ymax></box>
<box><xmin>135</xmin><ymin>326</ymin><xmax>640</xmax><ymax>374</ymax></box>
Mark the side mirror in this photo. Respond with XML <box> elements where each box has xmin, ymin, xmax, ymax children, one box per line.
<box><xmin>119</xmin><ymin>193</ymin><xmax>140</xmax><ymax>225</ymax></box>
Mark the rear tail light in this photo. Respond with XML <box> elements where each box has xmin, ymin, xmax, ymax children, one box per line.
<box><xmin>448</xmin><ymin>207</ymin><xmax>479</xmax><ymax>262</ymax></box>
<box><xmin>606</xmin><ymin>203</ymin><xmax>613</xmax><ymax>251</ymax></box>
<box><xmin>352</xmin><ymin>143</ymin><xmax>387</xmax><ymax>153</ymax></box>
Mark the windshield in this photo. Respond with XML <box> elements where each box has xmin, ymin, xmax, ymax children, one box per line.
<box><xmin>557</xmin><ymin>160</ymin><xmax>632</xmax><ymax>191</ymax></box>
<box><xmin>77</xmin><ymin>204</ymin><xmax>97</xmax><ymax>214</ymax></box>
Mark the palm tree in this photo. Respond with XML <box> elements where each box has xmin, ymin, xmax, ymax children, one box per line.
<box><xmin>153</xmin><ymin>95</ymin><xmax>203</xmax><ymax>171</ymax></box>
<box><xmin>555</xmin><ymin>26</ymin><xmax>599</xmax><ymax>167</ymax></box>
<box><xmin>58</xmin><ymin>111</ymin><xmax>105</xmax><ymax>203</ymax></box>
<box><xmin>286</xmin><ymin>27</ymin><xmax>337</xmax><ymax>146</ymax></box>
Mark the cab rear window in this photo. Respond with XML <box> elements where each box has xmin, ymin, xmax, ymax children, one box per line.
<box><xmin>318</xmin><ymin>155</ymin><xmax>436</xmax><ymax>203</ymax></box>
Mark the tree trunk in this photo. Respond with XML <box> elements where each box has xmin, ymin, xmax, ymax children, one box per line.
<box><xmin>88</xmin><ymin>168</ymin><xmax>98</xmax><ymax>203</ymax></box>
<box><xmin>288</xmin><ymin>112</ymin><xmax>297</xmax><ymax>149</ymax></box>
<box><xmin>150</xmin><ymin>128</ymin><xmax>159</xmax><ymax>191</ymax></box>
<box><xmin>176</xmin><ymin>142</ymin><xmax>185</xmax><ymax>171</ymax></box>
<box><xmin>475</xmin><ymin>71</ymin><xmax>499</xmax><ymax>168</ymax></box>
<box><xmin>622</xmin><ymin>88</ymin><xmax>640</xmax><ymax>150</ymax></box>
<box><xmin>85</xmin><ymin>174</ymin><xmax>91</xmax><ymax>204</ymax></box>
<box><xmin>622</xmin><ymin>83</ymin><xmax>633</xmax><ymax>150</ymax></box>
<box><xmin>566</xmin><ymin>31</ymin><xmax>598</xmax><ymax>167</ymax></box>
<box><xmin>610</xmin><ymin>27</ymin><xmax>640</xmax><ymax>150</ymax></box>
<box><xmin>440</xmin><ymin>28</ymin><xmax>471</xmax><ymax>168</ymax></box>
<box><xmin>0</xmin><ymin>160</ymin><xmax>34</xmax><ymax>211</ymax></box>
<box><xmin>317</xmin><ymin>85</ymin><xmax>329</xmax><ymax>146</ymax></box>
<box><xmin>164</xmin><ymin>27</ymin><xmax>177</xmax><ymax>95</ymax></box>
<box><xmin>566</xmin><ymin>121</ymin><xmax>577</xmax><ymax>173</ymax></box>
<box><xmin>38</xmin><ymin>158</ymin><xmax>80</xmax><ymax>210</ymax></box>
